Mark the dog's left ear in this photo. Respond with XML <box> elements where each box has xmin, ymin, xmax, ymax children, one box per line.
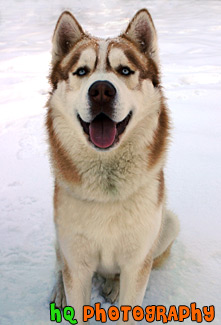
<box><xmin>122</xmin><ymin>9</ymin><xmax>158</xmax><ymax>62</ymax></box>
<box><xmin>52</xmin><ymin>11</ymin><xmax>85</xmax><ymax>64</ymax></box>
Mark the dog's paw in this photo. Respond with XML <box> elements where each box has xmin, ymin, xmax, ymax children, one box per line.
<box><xmin>51</xmin><ymin>273</ymin><xmax>67</xmax><ymax>309</ymax></box>
<box><xmin>102</xmin><ymin>275</ymin><xmax>119</xmax><ymax>303</ymax></box>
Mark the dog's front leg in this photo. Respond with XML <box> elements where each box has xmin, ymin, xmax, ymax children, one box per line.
<box><xmin>62</xmin><ymin>260</ymin><xmax>93</xmax><ymax>325</ymax></box>
<box><xmin>118</xmin><ymin>255</ymin><xmax>153</xmax><ymax>325</ymax></box>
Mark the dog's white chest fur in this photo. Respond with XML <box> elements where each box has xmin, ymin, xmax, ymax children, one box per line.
<box><xmin>56</xmin><ymin>180</ymin><xmax>162</xmax><ymax>275</ymax></box>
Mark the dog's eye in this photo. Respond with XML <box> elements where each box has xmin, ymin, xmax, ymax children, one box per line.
<box><xmin>118</xmin><ymin>66</ymin><xmax>134</xmax><ymax>76</ymax></box>
<box><xmin>73</xmin><ymin>67</ymin><xmax>89</xmax><ymax>77</ymax></box>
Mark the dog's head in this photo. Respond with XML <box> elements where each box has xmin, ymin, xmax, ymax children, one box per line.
<box><xmin>50</xmin><ymin>9</ymin><xmax>161</xmax><ymax>151</ymax></box>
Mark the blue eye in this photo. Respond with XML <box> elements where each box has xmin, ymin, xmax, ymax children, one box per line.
<box><xmin>122</xmin><ymin>68</ymin><xmax>130</xmax><ymax>75</ymax></box>
<box><xmin>119</xmin><ymin>66</ymin><xmax>134</xmax><ymax>76</ymax></box>
<box><xmin>78</xmin><ymin>68</ymin><xmax>86</xmax><ymax>76</ymax></box>
<box><xmin>73</xmin><ymin>67</ymin><xmax>89</xmax><ymax>77</ymax></box>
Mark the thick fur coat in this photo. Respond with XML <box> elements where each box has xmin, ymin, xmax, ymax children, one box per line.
<box><xmin>46</xmin><ymin>9</ymin><xmax>179</xmax><ymax>325</ymax></box>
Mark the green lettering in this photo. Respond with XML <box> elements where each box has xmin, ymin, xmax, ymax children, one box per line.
<box><xmin>63</xmin><ymin>306</ymin><xmax>78</xmax><ymax>324</ymax></box>
<box><xmin>50</xmin><ymin>303</ymin><xmax>62</xmax><ymax>323</ymax></box>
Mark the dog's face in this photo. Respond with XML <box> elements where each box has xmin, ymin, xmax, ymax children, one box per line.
<box><xmin>50</xmin><ymin>10</ymin><xmax>161</xmax><ymax>151</ymax></box>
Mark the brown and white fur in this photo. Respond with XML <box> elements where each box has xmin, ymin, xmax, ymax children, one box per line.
<box><xmin>46</xmin><ymin>9</ymin><xmax>179</xmax><ymax>325</ymax></box>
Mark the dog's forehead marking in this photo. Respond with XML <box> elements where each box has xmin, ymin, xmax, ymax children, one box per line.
<box><xmin>108</xmin><ymin>47</ymin><xmax>131</xmax><ymax>68</ymax></box>
<box><xmin>72</xmin><ymin>47</ymin><xmax>97</xmax><ymax>70</ymax></box>
<box><xmin>60</xmin><ymin>40</ymin><xmax>98</xmax><ymax>69</ymax></box>
<box><xmin>97</xmin><ymin>39</ymin><xmax>110</xmax><ymax>71</ymax></box>
<box><xmin>60</xmin><ymin>45</ymin><xmax>81</xmax><ymax>68</ymax></box>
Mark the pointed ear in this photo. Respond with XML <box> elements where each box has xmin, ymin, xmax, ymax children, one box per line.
<box><xmin>122</xmin><ymin>9</ymin><xmax>158</xmax><ymax>62</ymax></box>
<box><xmin>52</xmin><ymin>11</ymin><xmax>85</xmax><ymax>64</ymax></box>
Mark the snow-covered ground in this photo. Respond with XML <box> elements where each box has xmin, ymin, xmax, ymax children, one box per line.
<box><xmin>0</xmin><ymin>0</ymin><xmax>221</xmax><ymax>324</ymax></box>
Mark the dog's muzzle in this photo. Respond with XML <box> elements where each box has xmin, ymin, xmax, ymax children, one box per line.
<box><xmin>88</xmin><ymin>80</ymin><xmax>116</xmax><ymax>119</ymax></box>
<box><xmin>78</xmin><ymin>80</ymin><xmax>132</xmax><ymax>150</ymax></box>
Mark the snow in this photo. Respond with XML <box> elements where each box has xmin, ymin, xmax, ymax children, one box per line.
<box><xmin>0</xmin><ymin>0</ymin><xmax>221</xmax><ymax>324</ymax></box>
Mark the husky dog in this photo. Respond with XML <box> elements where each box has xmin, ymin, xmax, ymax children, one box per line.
<box><xmin>46</xmin><ymin>9</ymin><xmax>179</xmax><ymax>324</ymax></box>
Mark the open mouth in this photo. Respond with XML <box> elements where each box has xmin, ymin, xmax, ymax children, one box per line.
<box><xmin>78</xmin><ymin>111</ymin><xmax>132</xmax><ymax>149</ymax></box>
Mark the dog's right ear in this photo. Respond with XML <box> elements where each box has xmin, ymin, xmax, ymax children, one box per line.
<box><xmin>52</xmin><ymin>11</ymin><xmax>85</xmax><ymax>64</ymax></box>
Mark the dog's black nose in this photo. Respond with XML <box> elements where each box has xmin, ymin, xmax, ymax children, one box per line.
<box><xmin>88</xmin><ymin>81</ymin><xmax>116</xmax><ymax>104</ymax></box>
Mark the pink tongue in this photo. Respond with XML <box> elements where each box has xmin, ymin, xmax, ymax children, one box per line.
<box><xmin>89</xmin><ymin>114</ymin><xmax>117</xmax><ymax>149</ymax></box>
